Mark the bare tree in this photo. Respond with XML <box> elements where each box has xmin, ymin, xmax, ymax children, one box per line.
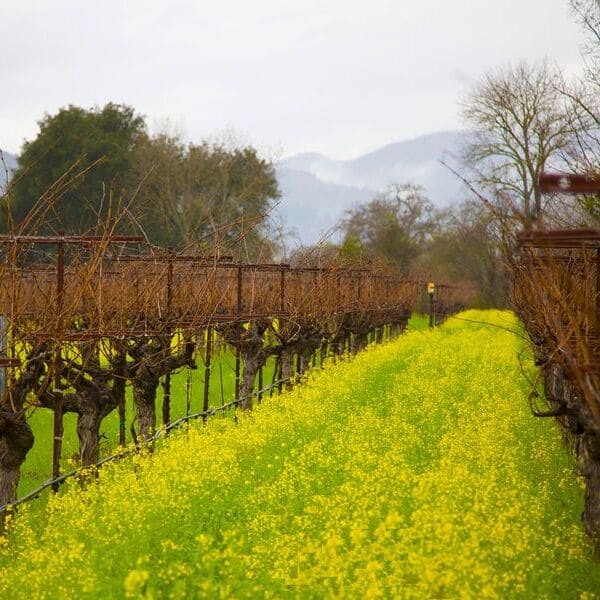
<box><xmin>416</xmin><ymin>200</ymin><xmax>508</xmax><ymax>307</ymax></box>
<box><xmin>461</xmin><ymin>60</ymin><xmax>575</xmax><ymax>228</ymax></box>
<box><xmin>126</xmin><ymin>334</ymin><xmax>196</xmax><ymax>440</ymax></box>
<box><xmin>571</xmin><ymin>0</ymin><xmax>600</xmax><ymax>85</ymax></box>
<box><xmin>558</xmin><ymin>2</ymin><xmax>600</xmax><ymax>177</ymax></box>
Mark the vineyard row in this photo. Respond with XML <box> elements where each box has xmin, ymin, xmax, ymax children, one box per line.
<box><xmin>0</xmin><ymin>234</ymin><xmax>473</xmax><ymax>514</ymax></box>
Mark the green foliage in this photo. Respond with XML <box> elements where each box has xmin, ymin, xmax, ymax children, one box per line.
<box><xmin>338</xmin><ymin>234</ymin><xmax>363</xmax><ymax>259</ymax></box>
<box><xmin>130</xmin><ymin>135</ymin><xmax>280</xmax><ymax>255</ymax></box>
<box><xmin>8</xmin><ymin>103</ymin><xmax>146</xmax><ymax>233</ymax></box>
<box><xmin>341</xmin><ymin>183</ymin><xmax>437</xmax><ymax>271</ymax></box>
<box><xmin>6</xmin><ymin>105</ymin><xmax>280</xmax><ymax>258</ymax></box>
<box><xmin>417</xmin><ymin>201</ymin><xmax>508</xmax><ymax>307</ymax></box>
<box><xmin>580</xmin><ymin>194</ymin><xmax>600</xmax><ymax>221</ymax></box>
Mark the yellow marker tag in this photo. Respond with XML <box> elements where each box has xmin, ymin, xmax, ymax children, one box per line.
<box><xmin>427</xmin><ymin>282</ymin><xmax>435</xmax><ymax>295</ymax></box>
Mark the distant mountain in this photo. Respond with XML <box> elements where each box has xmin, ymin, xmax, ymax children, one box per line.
<box><xmin>0</xmin><ymin>149</ymin><xmax>17</xmax><ymax>191</ymax></box>
<box><xmin>275</xmin><ymin>167</ymin><xmax>375</xmax><ymax>246</ymax></box>
<box><xmin>275</xmin><ymin>131</ymin><xmax>468</xmax><ymax>246</ymax></box>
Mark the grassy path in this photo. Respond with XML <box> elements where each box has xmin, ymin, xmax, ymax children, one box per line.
<box><xmin>1</xmin><ymin>310</ymin><xmax>598</xmax><ymax>598</ymax></box>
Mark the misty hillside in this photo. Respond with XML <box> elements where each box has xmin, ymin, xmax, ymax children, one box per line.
<box><xmin>276</xmin><ymin>131</ymin><xmax>468</xmax><ymax>245</ymax></box>
<box><xmin>274</xmin><ymin>168</ymin><xmax>375</xmax><ymax>246</ymax></box>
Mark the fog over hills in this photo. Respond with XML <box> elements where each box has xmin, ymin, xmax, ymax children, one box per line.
<box><xmin>274</xmin><ymin>168</ymin><xmax>376</xmax><ymax>246</ymax></box>
<box><xmin>275</xmin><ymin>131</ymin><xmax>468</xmax><ymax>246</ymax></box>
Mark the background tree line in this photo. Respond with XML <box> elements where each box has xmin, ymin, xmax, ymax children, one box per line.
<box><xmin>328</xmin><ymin>183</ymin><xmax>506</xmax><ymax>308</ymax></box>
<box><xmin>5</xmin><ymin>104</ymin><xmax>280</xmax><ymax>260</ymax></box>
<box><xmin>2</xmin><ymin>101</ymin><xmax>511</xmax><ymax>307</ymax></box>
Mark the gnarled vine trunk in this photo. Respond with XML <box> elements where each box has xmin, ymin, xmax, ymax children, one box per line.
<box><xmin>280</xmin><ymin>347</ymin><xmax>294</xmax><ymax>390</ymax></box>
<box><xmin>296</xmin><ymin>335</ymin><xmax>321</xmax><ymax>376</ymax></box>
<box><xmin>579</xmin><ymin>432</ymin><xmax>600</xmax><ymax>542</ymax></box>
<box><xmin>351</xmin><ymin>331</ymin><xmax>369</xmax><ymax>354</ymax></box>
<box><xmin>0</xmin><ymin>349</ymin><xmax>47</xmax><ymax>511</ymax></box>
<box><xmin>541</xmin><ymin>360</ymin><xmax>600</xmax><ymax>545</ymax></box>
<box><xmin>221</xmin><ymin>320</ymin><xmax>271</xmax><ymax>410</ymax></box>
<box><xmin>0</xmin><ymin>416</ymin><xmax>34</xmax><ymax>508</ymax></box>
<box><xmin>330</xmin><ymin>330</ymin><xmax>349</xmax><ymax>357</ymax></box>
<box><xmin>319</xmin><ymin>340</ymin><xmax>329</xmax><ymax>365</ymax></box>
<box><xmin>239</xmin><ymin>349</ymin><xmax>268</xmax><ymax>410</ymax></box>
<box><xmin>77</xmin><ymin>409</ymin><xmax>103</xmax><ymax>467</ymax></box>
<box><xmin>129</xmin><ymin>335</ymin><xmax>196</xmax><ymax>441</ymax></box>
<box><xmin>297</xmin><ymin>350</ymin><xmax>311</xmax><ymax>375</ymax></box>
<box><xmin>44</xmin><ymin>342</ymin><xmax>124</xmax><ymax>467</ymax></box>
<box><xmin>132</xmin><ymin>378</ymin><xmax>159</xmax><ymax>441</ymax></box>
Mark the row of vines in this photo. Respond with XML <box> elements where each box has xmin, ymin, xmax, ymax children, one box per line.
<box><xmin>0</xmin><ymin>231</ymin><xmax>473</xmax><ymax>513</ymax></box>
<box><xmin>512</xmin><ymin>227</ymin><xmax>600</xmax><ymax>544</ymax></box>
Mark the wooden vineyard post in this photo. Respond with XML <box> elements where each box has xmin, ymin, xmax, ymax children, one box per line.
<box><xmin>162</xmin><ymin>372</ymin><xmax>171</xmax><ymax>429</ymax></box>
<box><xmin>277</xmin><ymin>355</ymin><xmax>283</xmax><ymax>394</ymax></box>
<box><xmin>279</xmin><ymin>267</ymin><xmax>285</xmax><ymax>313</ymax></box>
<box><xmin>277</xmin><ymin>266</ymin><xmax>286</xmax><ymax>393</ymax></box>
<box><xmin>203</xmin><ymin>327</ymin><xmax>212</xmax><ymax>422</ymax></box>
<box><xmin>320</xmin><ymin>340</ymin><xmax>328</xmax><ymax>367</ymax></box>
<box><xmin>186</xmin><ymin>371</ymin><xmax>192</xmax><ymax>416</ymax></box>
<box><xmin>335</xmin><ymin>272</ymin><xmax>343</xmax><ymax>356</ymax></box>
<box><xmin>596</xmin><ymin>248</ymin><xmax>600</xmax><ymax>332</ymax></box>
<box><xmin>218</xmin><ymin>346</ymin><xmax>225</xmax><ymax>406</ymax></box>
<box><xmin>116</xmin><ymin>360</ymin><xmax>127</xmax><ymax>447</ymax></box>
<box><xmin>51</xmin><ymin>397</ymin><xmax>63</xmax><ymax>494</ymax></box>
<box><xmin>257</xmin><ymin>364</ymin><xmax>263</xmax><ymax>403</ymax></box>
<box><xmin>270</xmin><ymin>355</ymin><xmax>278</xmax><ymax>397</ymax></box>
<box><xmin>52</xmin><ymin>233</ymin><xmax>65</xmax><ymax>493</ymax></box>
<box><xmin>162</xmin><ymin>250</ymin><xmax>174</xmax><ymax>429</ymax></box>
<box><xmin>235</xmin><ymin>350</ymin><xmax>241</xmax><ymax>402</ymax></box>
<box><xmin>0</xmin><ymin>316</ymin><xmax>7</xmax><ymax>400</ymax></box>
<box><xmin>235</xmin><ymin>266</ymin><xmax>243</xmax><ymax>402</ymax></box>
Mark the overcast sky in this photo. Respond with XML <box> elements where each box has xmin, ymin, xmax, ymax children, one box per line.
<box><xmin>0</xmin><ymin>0</ymin><xmax>586</xmax><ymax>160</ymax></box>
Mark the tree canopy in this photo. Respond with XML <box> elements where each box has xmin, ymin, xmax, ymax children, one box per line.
<box><xmin>5</xmin><ymin>104</ymin><xmax>280</xmax><ymax>258</ymax></box>
<box><xmin>460</xmin><ymin>60</ymin><xmax>576</xmax><ymax>229</ymax></box>
<box><xmin>8</xmin><ymin>103</ymin><xmax>146</xmax><ymax>234</ymax></box>
<box><xmin>130</xmin><ymin>133</ymin><xmax>280</xmax><ymax>257</ymax></box>
<box><xmin>340</xmin><ymin>183</ymin><xmax>437</xmax><ymax>271</ymax></box>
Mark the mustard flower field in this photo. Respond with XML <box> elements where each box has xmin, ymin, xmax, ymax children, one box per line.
<box><xmin>1</xmin><ymin>310</ymin><xmax>599</xmax><ymax>598</ymax></box>
<box><xmin>18</xmin><ymin>344</ymin><xmax>270</xmax><ymax>497</ymax></box>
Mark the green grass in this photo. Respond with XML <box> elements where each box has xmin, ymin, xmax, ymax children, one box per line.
<box><xmin>1</xmin><ymin>310</ymin><xmax>598</xmax><ymax>598</ymax></box>
<box><xmin>406</xmin><ymin>313</ymin><xmax>429</xmax><ymax>331</ymax></box>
